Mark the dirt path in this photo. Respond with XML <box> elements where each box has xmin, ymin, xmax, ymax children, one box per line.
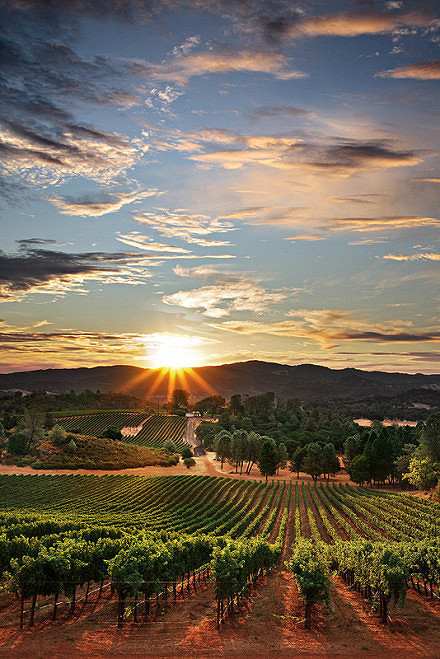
<box><xmin>0</xmin><ymin>452</ymin><xmax>355</xmax><ymax>485</ymax></box>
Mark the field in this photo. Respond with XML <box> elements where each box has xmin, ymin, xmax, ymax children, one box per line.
<box><xmin>1</xmin><ymin>473</ymin><xmax>440</xmax><ymax>656</ymax></box>
<box><xmin>56</xmin><ymin>412</ymin><xmax>188</xmax><ymax>450</ymax></box>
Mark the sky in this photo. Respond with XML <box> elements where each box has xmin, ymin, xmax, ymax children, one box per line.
<box><xmin>1</xmin><ymin>0</ymin><xmax>440</xmax><ymax>374</ymax></box>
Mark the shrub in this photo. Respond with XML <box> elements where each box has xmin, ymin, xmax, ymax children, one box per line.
<box><xmin>49</xmin><ymin>424</ymin><xmax>67</xmax><ymax>446</ymax></box>
<box><xmin>67</xmin><ymin>439</ymin><xmax>77</xmax><ymax>453</ymax></box>
<box><xmin>184</xmin><ymin>457</ymin><xmax>196</xmax><ymax>469</ymax></box>
<box><xmin>7</xmin><ymin>432</ymin><xmax>28</xmax><ymax>456</ymax></box>
<box><xmin>103</xmin><ymin>427</ymin><xmax>122</xmax><ymax>440</ymax></box>
<box><xmin>164</xmin><ymin>439</ymin><xmax>177</xmax><ymax>453</ymax></box>
<box><xmin>181</xmin><ymin>446</ymin><xmax>193</xmax><ymax>460</ymax></box>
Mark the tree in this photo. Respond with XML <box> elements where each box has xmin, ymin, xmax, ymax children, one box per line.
<box><xmin>164</xmin><ymin>439</ymin><xmax>177</xmax><ymax>453</ymax></box>
<box><xmin>276</xmin><ymin>443</ymin><xmax>288</xmax><ymax>473</ymax></box>
<box><xmin>170</xmin><ymin>389</ymin><xmax>189</xmax><ymax>410</ymax></box>
<box><xmin>394</xmin><ymin>443</ymin><xmax>417</xmax><ymax>483</ymax></box>
<box><xmin>322</xmin><ymin>443</ymin><xmax>340</xmax><ymax>480</ymax></box>
<box><xmin>290</xmin><ymin>446</ymin><xmax>307</xmax><ymax>478</ymax></box>
<box><xmin>21</xmin><ymin>407</ymin><xmax>45</xmax><ymax>452</ymax></box>
<box><xmin>421</xmin><ymin>413</ymin><xmax>440</xmax><ymax>464</ymax></box>
<box><xmin>193</xmin><ymin>395</ymin><xmax>225</xmax><ymax>417</ymax></box>
<box><xmin>181</xmin><ymin>446</ymin><xmax>193</xmax><ymax>460</ymax></box>
<box><xmin>258</xmin><ymin>440</ymin><xmax>278</xmax><ymax>482</ymax></box>
<box><xmin>214</xmin><ymin>430</ymin><xmax>232</xmax><ymax>469</ymax></box>
<box><xmin>103</xmin><ymin>427</ymin><xmax>122</xmax><ymax>441</ymax></box>
<box><xmin>195</xmin><ymin>421</ymin><xmax>216</xmax><ymax>449</ymax></box>
<box><xmin>0</xmin><ymin>421</ymin><xmax>5</xmax><ymax>440</ymax></box>
<box><xmin>403</xmin><ymin>447</ymin><xmax>439</xmax><ymax>490</ymax></box>
<box><xmin>49</xmin><ymin>424</ymin><xmax>67</xmax><ymax>446</ymax></box>
<box><xmin>7</xmin><ymin>432</ymin><xmax>28</xmax><ymax>456</ymax></box>
<box><xmin>348</xmin><ymin>454</ymin><xmax>371</xmax><ymax>486</ymax></box>
<box><xmin>245</xmin><ymin>431</ymin><xmax>263</xmax><ymax>475</ymax></box>
<box><xmin>343</xmin><ymin>434</ymin><xmax>361</xmax><ymax>464</ymax></box>
<box><xmin>44</xmin><ymin>412</ymin><xmax>55</xmax><ymax>430</ymax></box>
<box><xmin>67</xmin><ymin>439</ymin><xmax>77</xmax><ymax>453</ymax></box>
<box><xmin>229</xmin><ymin>394</ymin><xmax>244</xmax><ymax>417</ymax></box>
<box><xmin>302</xmin><ymin>443</ymin><xmax>323</xmax><ymax>482</ymax></box>
<box><xmin>2</xmin><ymin>411</ymin><xmax>17</xmax><ymax>430</ymax></box>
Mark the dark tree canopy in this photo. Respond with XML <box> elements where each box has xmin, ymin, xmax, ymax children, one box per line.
<box><xmin>258</xmin><ymin>440</ymin><xmax>278</xmax><ymax>481</ymax></box>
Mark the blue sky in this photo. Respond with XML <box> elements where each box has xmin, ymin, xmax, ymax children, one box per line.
<box><xmin>1</xmin><ymin>0</ymin><xmax>440</xmax><ymax>373</ymax></box>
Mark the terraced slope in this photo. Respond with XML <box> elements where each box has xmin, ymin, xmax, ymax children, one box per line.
<box><xmin>56</xmin><ymin>412</ymin><xmax>188</xmax><ymax>450</ymax></box>
<box><xmin>125</xmin><ymin>414</ymin><xmax>188</xmax><ymax>450</ymax></box>
<box><xmin>56</xmin><ymin>411</ymin><xmax>150</xmax><ymax>436</ymax></box>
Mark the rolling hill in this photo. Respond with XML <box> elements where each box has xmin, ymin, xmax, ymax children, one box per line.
<box><xmin>1</xmin><ymin>360</ymin><xmax>440</xmax><ymax>402</ymax></box>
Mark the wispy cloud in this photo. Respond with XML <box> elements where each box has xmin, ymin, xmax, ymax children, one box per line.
<box><xmin>153</xmin><ymin>127</ymin><xmax>421</xmax><ymax>174</ymax></box>
<box><xmin>163</xmin><ymin>279</ymin><xmax>287</xmax><ymax>317</ymax></box>
<box><xmin>128</xmin><ymin>49</ymin><xmax>306</xmax><ymax>85</ymax></box>
<box><xmin>377</xmin><ymin>61</ymin><xmax>440</xmax><ymax>80</ymax></box>
<box><xmin>132</xmin><ymin>210</ymin><xmax>236</xmax><ymax>246</ymax></box>
<box><xmin>409</xmin><ymin>177</ymin><xmax>440</xmax><ymax>183</ymax></box>
<box><xmin>212</xmin><ymin>308</ymin><xmax>440</xmax><ymax>345</ymax></box>
<box><xmin>383</xmin><ymin>252</ymin><xmax>440</xmax><ymax>262</ymax></box>
<box><xmin>327</xmin><ymin>216</ymin><xmax>439</xmax><ymax>232</ymax></box>
<box><xmin>285</xmin><ymin>10</ymin><xmax>436</xmax><ymax>38</ymax></box>
<box><xmin>47</xmin><ymin>189</ymin><xmax>159</xmax><ymax>217</ymax></box>
<box><xmin>284</xmin><ymin>234</ymin><xmax>324</xmax><ymax>241</ymax></box>
<box><xmin>115</xmin><ymin>232</ymin><xmax>191</xmax><ymax>253</ymax></box>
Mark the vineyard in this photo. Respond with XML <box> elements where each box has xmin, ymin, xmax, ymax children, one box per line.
<box><xmin>2</xmin><ymin>473</ymin><xmax>440</xmax><ymax>653</ymax></box>
<box><xmin>56</xmin><ymin>412</ymin><xmax>188</xmax><ymax>450</ymax></box>
<box><xmin>125</xmin><ymin>415</ymin><xmax>187</xmax><ymax>450</ymax></box>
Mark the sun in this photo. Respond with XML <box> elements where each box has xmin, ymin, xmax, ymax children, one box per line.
<box><xmin>147</xmin><ymin>334</ymin><xmax>201</xmax><ymax>370</ymax></box>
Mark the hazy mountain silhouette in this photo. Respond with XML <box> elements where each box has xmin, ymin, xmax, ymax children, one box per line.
<box><xmin>1</xmin><ymin>360</ymin><xmax>439</xmax><ymax>402</ymax></box>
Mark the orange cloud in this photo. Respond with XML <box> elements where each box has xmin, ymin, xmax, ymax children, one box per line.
<box><xmin>289</xmin><ymin>10</ymin><xmax>435</xmax><ymax>38</ymax></box>
<box><xmin>378</xmin><ymin>60</ymin><xmax>440</xmax><ymax>80</ymax></box>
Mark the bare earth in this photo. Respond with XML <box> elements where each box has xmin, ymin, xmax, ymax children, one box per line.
<box><xmin>0</xmin><ymin>452</ymin><xmax>353</xmax><ymax>484</ymax></box>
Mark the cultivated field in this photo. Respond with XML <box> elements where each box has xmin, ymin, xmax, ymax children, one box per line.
<box><xmin>1</xmin><ymin>473</ymin><xmax>440</xmax><ymax>656</ymax></box>
<box><xmin>56</xmin><ymin>412</ymin><xmax>188</xmax><ymax>450</ymax></box>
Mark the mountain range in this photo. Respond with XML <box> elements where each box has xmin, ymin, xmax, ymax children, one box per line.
<box><xmin>1</xmin><ymin>361</ymin><xmax>439</xmax><ymax>403</ymax></box>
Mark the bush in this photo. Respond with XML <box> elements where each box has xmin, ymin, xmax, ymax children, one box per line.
<box><xmin>67</xmin><ymin>439</ymin><xmax>77</xmax><ymax>453</ymax></box>
<box><xmin>181</xmin><ymin>446</ymin><xmax>193</xmax><ymax>460</ymax></box>
<box><xmin>103</xmin><ymin>427</ymin><xmax>122</xmax><ymax>440</ymax></box>
<box><xmin>169</xmin><ymin>455</ymin><xmax>180</xmax><ymax>466</ymax></box>
<box><xmin>7</xmin><ymin>432</ymin><xmax>28</xmax><ymax>456</ymax></box>
<box><xmin>184</xmin><ymin>457</ymin><xmax>196</xmax><ymax>469</ymax></box>
<box><xmin>49</xmin><ymin>424</ymin><xmax>67</xmax><ymax>446</ymax></box>
<box><xmin>164</xmin><ymin>439</ymin><xmax>177</xmax><ymax>453</ymax></box>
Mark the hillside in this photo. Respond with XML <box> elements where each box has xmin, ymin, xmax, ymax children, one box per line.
<box><xmin>1</xmin><ymin>360</ymin><xmax>440</xmax><ymax>402</ymax></box>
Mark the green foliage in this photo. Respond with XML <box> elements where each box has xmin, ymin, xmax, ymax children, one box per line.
<box><xmin>7</xmin><ymin>432</ymin><xmax>28</xmax><ymax>456</ymax></box>
<box><xmin>164</xmin><ymin>439</ymin><xmax>177</xmax><ymax>453</ymax></box>
<box><xmin>193</xmin><ymin>395</ymin><xmax>226</xmax><ymax>416</ymax></box>
<box><xmin>322</xmin><ymin>443</ymin><xmax>340</xmax><ymax>478</ymax></box>
<box><xmin>184</xmin><ymin>457</ymin><xmax>196</xmax><ymax>469</ymax></box>
<box><xmin>421</xmin><ymin>412</ymin><xmax>440</xmax><ymax>464</ymax></box>
<box><xmin>258</xmin><ymin>440</ymin><xmax>278</xmax><ymax>481</ymax></box>
<box><xmin>67</xmin><ymin>439</ymin><xmax>77</xmax><ymax>453</ymax></box>
<box><xmin>181</xmin><ymin>446</ymin><xmax>193</xmax><ymax>459</ymax></box>
<box><xmin>286</xmin><ymin>539</ymin><xmax>331</xmax><ymax>627</ymax></box>
<box><xmin>348</xmin><ymin>454</ymin><xmax>371</xmax><ymax>485</ymax></box>
<box><xmin>290</xmin><ymin>446</ymin><xmax>307</xmax><ymax>477</ymax></box>
<box><xmin>49</xmin><ymin>424</ymin><xmax>67</xmax><ymax>446</ymax></box>
<box><xmin>103</xmin><ymin>427</ymin><xmax>122</xmax><ymax>441</ymax></box>
<box><xmin>403</xmin><ymin>446</ymin><xmax>439</xmax><ymax>490</ymax></box>
<box><xmin>302</xmin><ymin>443</ymin><xmax>323</xmax><ymax>481</ymax></box>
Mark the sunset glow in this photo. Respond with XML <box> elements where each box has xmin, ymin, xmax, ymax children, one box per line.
<box><xmin>146</xmin><ymin>335</ymin><xmax>203</xmax><ymax>370</ymax></box>
<box><xmin>1</xmin><ymin>1</ymin><xmax>440</xmax><ymax>375</ymax></box>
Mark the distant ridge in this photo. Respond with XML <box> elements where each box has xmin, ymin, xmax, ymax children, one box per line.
<box><xmin>1</xmin><ymin>360</ymin><xmax>440</xmax><ymax>402</ymax></box>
